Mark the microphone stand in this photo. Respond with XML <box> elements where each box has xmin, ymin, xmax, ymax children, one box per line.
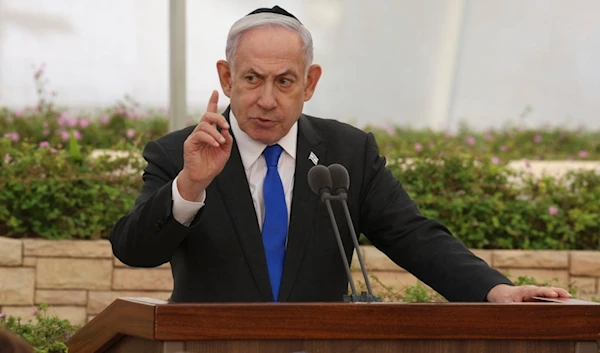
<box><xmin>321</xmin><ymin>191</ymin><xmax>381</xmax><ymax>303</ymax></box>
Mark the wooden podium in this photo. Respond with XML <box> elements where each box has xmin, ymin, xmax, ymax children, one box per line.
<box><xmin>67</xmin><ymin>297</ymin><xmax>600</xmax><ymax>353</ymax></box>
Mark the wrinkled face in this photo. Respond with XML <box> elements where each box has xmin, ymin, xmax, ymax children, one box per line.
<box><xmin>217</xmin><ymin>26</ymin><xmax>321</xmax><ymax>145</ymax></box>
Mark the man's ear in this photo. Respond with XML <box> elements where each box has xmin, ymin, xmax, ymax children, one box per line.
<box><xmin>216</xmin><ymin>60</ymin><xmax>232</xmax><ymax>97</ymax></box>
<box><xmin>304</xmin><ymin>64</ymin><xmax>322</xmax><ymax>101</ymax></box>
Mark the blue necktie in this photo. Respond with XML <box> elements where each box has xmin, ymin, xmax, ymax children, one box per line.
<box><xmin>262</xmin><ymin>144</ymin><xmax>288</xmax><ymax>301</ymax></box>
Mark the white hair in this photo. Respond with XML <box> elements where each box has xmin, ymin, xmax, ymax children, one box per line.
<box><xmin>225</xmin><ymin>12</ymin><xmax>314</xmax><ymax>74</ymax></box>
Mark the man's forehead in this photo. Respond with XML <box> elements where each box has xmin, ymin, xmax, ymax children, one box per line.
<box><xmin>235</xmin><ymin>28</ymin><xmax>303</xmax><ymax>58</ymax></box>
<box><xmin>238</xmin><ymin>25</ymin><xmax>302</xmax><ymax>44</ymax></box>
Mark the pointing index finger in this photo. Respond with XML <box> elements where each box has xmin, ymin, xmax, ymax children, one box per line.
<box><xmin>207</xmin><ymin>90</ymin><xmax>219</xmax><ymax>113</ymax></box>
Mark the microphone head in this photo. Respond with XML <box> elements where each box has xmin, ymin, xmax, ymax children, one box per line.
<box><xmin>328</xmin><ymin>164</ymin><xmax>350</xmax><ymax>194</ymax></box>
<box><xmin>308</xmin><ymin>165</ymin><xmax>333</xmax><ymax>195</ymax></box>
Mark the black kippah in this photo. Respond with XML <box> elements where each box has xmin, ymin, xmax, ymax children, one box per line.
<box><xmin>246</xmin><ymin>5</ymin><xmax>301</xmax><ymax>24</ymax></box>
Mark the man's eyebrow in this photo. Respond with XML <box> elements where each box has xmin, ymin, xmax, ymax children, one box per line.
<box><xmin>244</xmin><ymin>69</ymin><xmax>265</xmax><ymax>79</ymax></box>
<box><xmin>277</xmin><ymin>69</ymin><xmax>298</xmax><ymax>78</ymax></box>
<box><xmin>244</xmin><ymin>69</ymin><xmax>298</xmax><ymax>79</ymax></box>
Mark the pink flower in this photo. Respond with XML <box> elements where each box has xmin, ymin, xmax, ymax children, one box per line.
<box><xmin>60</xmin><ymin>130</ymin><xmax>70</xmax><ymax>141</ymax></box>
<box><xmin>68</xmin><ymin>119</ymin><xmax>78</xmax><ymax>127</ymax></box>
<box><xmin>578</xmin><ymin>150</ymin><xmax>589</xmax><ymax>159</ymax></box>
<box><xmin>43</xmin><ymin>129</ymin><xmax>50</xmax><ymax>137</ymax></box>
<box><xmin>3</xmin><ymin>132</ymin><xmax>20</xmax><ymax>142</ymax></box>
<box><xmin>533</xmin><ymin>134</ymin><xmax>543</xmax><ymax>144</ymax></box>
<box><xmin>484</xmin><ymin>132</ymin><xmax>494</xmax><ymax>141</ymax></box>
<box><xmin>100</xmin><ymin>115</ymin><xmax>110</xmax><ymax>124</ymax></box>
<box><xmin>50</xmin><ymin>148</ymin><xmax>57</xmax><ymax>153</ymax></box>
<box><xmin>79</xmin><ymin>119</ymin><xmax>89</xmax><ymax>129</ymax></box>
<box><xmin>465</xmin><ymin>136</ymin><xmax>476</xmax><ymax>145</ymax></box>
<box><xmin>500</xmin><ymin>145</ymin><xmax>508</xmax><ymax>152</ymax></box>
<box><xmin>73</xmin><ymin>130</ymin><xmax>82</xmax><ymax>140</ymax></box>
<box><xmin>126</xmin><ymin>129</ymin><xmax>135</xmax><ymax>138</ymax></box>
<box><xmin>32</xmin><ymin>308</ymin><xmax>39</xmax><ymax>316</ymax></box>
<box><xmin>0</xmin><ymin>313</ymin><xmax>7</xmax><ymax>319</ymax></box>
<box><xmin>414</xmin><ymin>143</ymin><xmax>423</xmax><ymax>152</ymax></box>
<box><xmin>127</xmin><ymin>112</ymin><xmax>141</xmax><ymax>120</ymax></box>
<box><xmin>491</xmin><ymin>156</ymin><xmax>500</xmax><ymax>165</ymax></box>
<box><xmin>39</xmin><ymin>141</ymin><xmax>50</xmax><ymax>148</ymax></box>
<box><xmin>57</xmin><ymin>112</ymin><xmax>70</xmax><ymax>126</ymax></box>
<box><xmin>117</xmin><ymin>107</ymin><xmax>125</xmax><ymax>115</ymax></box>
<box><xmin>524</xmin><ymin>160</ymin><xmax>531</xmax><ymax>168</ymax></box>
<box><xmin>14</xmin><ymin>110</ymin><xmax>23</xmax><ymax>117</ymax></box>
<box><xmin>548</xmin><ymin>206</ymin><xmax>559</xmax><ymax>216</ymax></box>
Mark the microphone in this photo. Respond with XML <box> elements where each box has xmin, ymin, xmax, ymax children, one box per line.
<box><xmin>328</xmin><ymin>163</ymin><xmax>349</xmax><ymax>195</ymax></box>
<box><xmin>308</xmin><ymin>165</ymin><xmax>360</xmax><ymax>301</ymax></box>
<box><xmin>328</xmin><ymin>164</ymin><xmax>379</xmax><ymax>302</ymax></box>
<box><xmin>307</xmin><ymin>165</ymin><xmax>333</xmax><ymax>201</ymax></box>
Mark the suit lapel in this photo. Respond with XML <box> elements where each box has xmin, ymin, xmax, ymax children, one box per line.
<box><xmin>216</xmin><ymin>108</ymin><xmax>273</xmax><ymax>301</ymax></box>
<box><xmin>278</xmin><ymin>116</ymin><xmax>327</xmax><ymax>302</ymax></box>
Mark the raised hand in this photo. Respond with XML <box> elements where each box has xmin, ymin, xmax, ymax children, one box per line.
<box><xmin>177</xmin><ymin>90</ymin><xmax>233</xmax><ymax>201</ymax></box>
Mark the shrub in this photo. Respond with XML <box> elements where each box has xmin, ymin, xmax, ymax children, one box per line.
<box><xmin>2</xmin><ymin>137</ymin><xmax>599</xmax><ymax>248</ymax></box>
<box><xmin>367</xmin><ymin>122</ymin><xmax>600</xmax><ymax>161</ymax></box>
<box><xmin>388</xmin><ymin>151</ymin><xmax>600</xmax><ymax>249</ymax></box>
<box><xmin>0</xmin><ymin>304</ymin><xmax>80</xmax><ymax>353</ymax></box>
<box><xmin>0</xmin><ymin>137</ymin><xmax>144</xmax><ymax>239</ymax></box>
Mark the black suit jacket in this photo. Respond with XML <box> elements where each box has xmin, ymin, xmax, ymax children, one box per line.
<box><xmin>110</xmin><ymin>110</ymin><xmax>512</xmax><ymax>302</ymax></box>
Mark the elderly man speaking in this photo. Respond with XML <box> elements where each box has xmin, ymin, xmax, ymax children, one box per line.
<box><xmin>110</xmin><ymin>5</ymin><xmax>571</xmax><ymax>304</ymax></box>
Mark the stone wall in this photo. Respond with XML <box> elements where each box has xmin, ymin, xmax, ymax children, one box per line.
<box><xmin>1</xmin><ymin>236</ymin><xmax>599</xmax><ymax>325</ymax></box>
<box><xmin>357</xmin><ymin>247</ymin><xmax>600</xmax><ymax>300</ymax></box>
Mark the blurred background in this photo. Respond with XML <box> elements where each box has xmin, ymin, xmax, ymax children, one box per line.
<box><xmin>1</xmin><ymin>0</ymin><xmax>600</xmax><ymax>131</ymax></box>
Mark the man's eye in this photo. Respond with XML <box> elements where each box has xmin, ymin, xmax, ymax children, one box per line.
<box><xmin>279</xmin><ymin>78</ymin><xmax>292</xmax><ymax>86</ymax></box>
<box><xmin>246</xmin><ymin>76</ymin><xmax>256</xmax><ymax>82</ymax></box>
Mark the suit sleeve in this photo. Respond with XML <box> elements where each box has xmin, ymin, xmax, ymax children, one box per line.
<box><xmin>110</xmin><ymin>140</ymin><xmax>203</xmax><ymax>267</ymax></box>
<box><xmin>358</xmin><ymin>132</ymin><xmax>513</xmax><ymax>302</ymax></box>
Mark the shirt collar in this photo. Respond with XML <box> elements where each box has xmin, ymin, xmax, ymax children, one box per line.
<box><xmin>229</xmin><ymin>110</ymin><xmax>298</xmax><ymax>170</ymax></box>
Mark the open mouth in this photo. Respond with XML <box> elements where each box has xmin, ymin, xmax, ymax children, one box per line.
<box><xmin>253</xmin><ymin>118</ymin><xmax>276</xmax><ymax>127</ymax></box>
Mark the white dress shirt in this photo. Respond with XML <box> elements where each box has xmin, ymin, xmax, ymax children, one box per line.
<box><xmin>171</xmin><ymin>112</ymin><xmax>297</xmax><ymax>228</ymax></box>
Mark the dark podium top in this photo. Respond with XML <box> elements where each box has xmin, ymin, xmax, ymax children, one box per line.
<box><xmin>67</xmin><ymin>297</ymin><xmax>600</xmax><ymax>353</ymax></box>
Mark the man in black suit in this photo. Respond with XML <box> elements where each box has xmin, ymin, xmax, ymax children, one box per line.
<box><xmin>110</xmin><ymin>6</ymin><xmax>571</xmax><ymax>303</ymax></box>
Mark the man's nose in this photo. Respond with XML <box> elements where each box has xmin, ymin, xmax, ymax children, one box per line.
<box><xmin>257</xmin><ymin>83</ymin><xmax>277</xmax><ymax>110</ymax></box>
